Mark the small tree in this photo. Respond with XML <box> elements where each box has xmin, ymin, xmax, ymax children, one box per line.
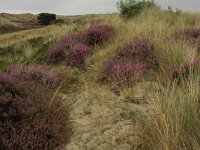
<box><xmin>117</xmin><ymin>0</ymin><xmax>157</xmax><ymax>18</ymax></box>
<box><xmin>37</xmin><ymin>13</ymin><xmax>56</xmax><ymax>25</ymax></box>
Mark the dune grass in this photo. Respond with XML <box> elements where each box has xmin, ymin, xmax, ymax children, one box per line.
<box><xmin>136</xmin><ymin>78</ymin><xmax>200</xmax><ymax>150</ymax></box>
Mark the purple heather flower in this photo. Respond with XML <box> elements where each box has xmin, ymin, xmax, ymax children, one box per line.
<box><xmin>83</xmin><ymin>25</ymin><xmax>114</xmax><ymax>45</ymax></box>
<box><xmin>67</xmin><ymin>43</ymin><xmax>91</xmax><ymax>66</ymax></box>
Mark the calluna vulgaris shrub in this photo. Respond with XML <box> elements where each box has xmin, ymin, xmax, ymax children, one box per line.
<box><xmin>48</xmin><ymin>24</ymin><xmax>114</xmax><ymax>66</ymax></box>
<box><xmin>30</xmin><ymin>65</ymin><xmax>61</xmax><ymax>89</ymax></box>
<box><xmin>116</xmin><ymin>37</ymin><xmax>158</xmax><ymax>68</ymax></box>
<box><xmin>0</xmin><ymin>72</ymin><xmax>24</xmax><ymax>97</ymax></box>
<box><xmin>67</xmin><ymin>43</ymin><xmax>91</xmax><ymax>66</ymax></box>
<box><xmin>102</xmin><ymin>56</ymin><xmax>149</xmax><ymax>86</ymax></box>
<box><xmin>0</xmin><ymin>71</ymin><xmax>70</xmax><ymax>149</ymax></box>
<box><xmin>7</xmin><ymin>64</ymin><xmax>60</xmax><ymax>89</ymax></box>
<box><xmin>48</xmin><ymin>32</ymin><xmax>81</xmax><ymax>63</ymax></box>
<box><xmin>83</xmin><ymin>25</ymin><xmax>114</xmax><ymax>45</ymax></box>
<box><xmin>102</xmin><ymin>38</ymin><xmax>158</xmax><ymax>86</ymax></box>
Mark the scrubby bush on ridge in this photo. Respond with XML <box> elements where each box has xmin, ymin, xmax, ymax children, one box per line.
<box><xmin>117</xmin><ymin>0</ymin><xmax>157</xmax><ymax>18</ymax></box>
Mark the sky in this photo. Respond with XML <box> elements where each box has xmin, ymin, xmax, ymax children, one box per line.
<box><xmin>0</xmin><ymin>0</ymin><xmax>200</xmax><ymax>15</ymax></box>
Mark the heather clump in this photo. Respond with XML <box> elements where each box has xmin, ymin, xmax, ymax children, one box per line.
<box><xmin>7</xmin><ymin>64</ymin><xmax>30</xmax><ymax>80</ymax></box>
<box><xmin>116</xmin><ymin>37</ymin><xmax>158</xmax><ymax>68</ymax></box>
<box><xmin>83</xmin><ymin>25</ymin><xmax>114</xmax><ymax>45</ymax></box>
<box><xmin>0</xmin><ymin>71</ymin><xmax>24</xmax><ymax>97</ymax></box>
<box><xmin>102</xmin><ymin>38</ymin><xmax>158</xmax><ymax>86</ymax></box>
<box><xmin>48</xmin><ymin>42</ymin><xmax>66</xmax><ymax>63</ymax></box>
<box><xmin>0</xmin><ymin>71</ymin><xmax>70</xmax><ymax>149</ymax></box>
<box><xmin>59</xmin><ymin>32</ymin><xmax>81</xmax><ymax>45</ymax></box>
<box><xmin>48</xmin><ymin>32</ymin><xmax>80</xmax><ymax>63</ymax></box>
<box><xmin>67</xmin><ymin>43</ymin><xmax>91</xmax><ymax>67</ymax></box>
<box><xmin>30</xmin><ymin>65</ymin><xmax>61</xmax><ymax>89</ymax></box>
<box><xmin>7</xmin><ymin>64</ymin><xmax>61</xmax><ymax>89</ymax></box>
<box><xmin>102</xmin><ymin>55</ymin><xmax>149</xmax><ymax>86</ymax></box>
<box><xmin>48</xmin><ymin>25</ymin><xmax>114</xmax><ymax>66</ymax></box>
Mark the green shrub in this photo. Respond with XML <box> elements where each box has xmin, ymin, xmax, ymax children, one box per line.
<box><xmin>37</xmin><ymin>13</ymin><xmax>56</xmax><ymax>25</ymax></box>
<box><xmin>117</xmin><ymin>0</ymin><xmax>157</xmax><ymax>18</ymax></box>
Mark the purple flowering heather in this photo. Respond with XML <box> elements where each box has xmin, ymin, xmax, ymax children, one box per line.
<box><xmin>48</xmin><ymin>32</ymin><xmax>81</xmax><ymax>63</ymax></box>
<box><xmin>83</xmin><ymin>25</ymin><xmax>114</xmax><ymax>45</ymax></box>
<box><xmin>117</xmin><ymin>38</ymin><xmax>152</xmax><ymax>57</ymax></box>
<box><xmin>7</xmin><ymin>64</ymin><xmax>61</xmax><ymax>89</ymax></box>
<box><xmin>48</xmin><ymin>42</ymin><xmax>66</xmax><ymax>63</ymax></box>
<box><xmin>7</xmin><ymin>64</ymin><xmax>30</xmax><ymax>80</ymax></box>
<box><xmin>59</xmin><ymin>32</ymin><xmax>81</xmax><ymax>46</ymax></box>
<box><xmin>0</xmin><ymin>71</ymin><xmax>71</xmax><ymax>149</ymax></box>
<box><xmin>67</xmin><ymin>43</ymin><xmax>91</xmax><ymax>66</ymax></box>
<box><xmin>102</xmin><ymin>56</ymin><xmax>148</xmax><ymax>86</ymax></box>
<box><xmin>102</xmin><ymin>37</ymin><xmax>158</xmax><ymax>87</ymax></box>
<box><xmin>117</xmin><ymin>38</ymin><xmax>158</xmax><ymax>68</ymax></box>
<box><xmin>0</xmin><ymin>71</ymin><xmax>24</xmax><ymax>97</ymax></box>
<box><xmin>30</xmin><ymin>65</ymin><xmax>61</xmax><ymax>89</ymax></box>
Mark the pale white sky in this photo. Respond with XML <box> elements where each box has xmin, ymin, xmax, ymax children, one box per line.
<box><xmin>0</xmin><ymin>0</ymin><xmax>199</xmax><ymax>15</ymax></box>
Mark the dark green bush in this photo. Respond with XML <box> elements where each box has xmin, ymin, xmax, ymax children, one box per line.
<box><xmin>117</xmin><ymin>0</ymin><xmax>157</xmax><ymax>18</ymax></box>
<box><xmin>37</xmin><ymin>13</ymin><xmax>56</xmax><ymax>25</ymax></box>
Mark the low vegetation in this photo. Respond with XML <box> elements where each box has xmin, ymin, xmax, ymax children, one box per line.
<box><xmin>0</xmin><ymin>1</ymin><xmax>200</xmax><ymax>149</ymax></box>
<box><xmin>0</xmin><ymin>71</ymin><xmax>70</xmax><ymax>149</ymax></box>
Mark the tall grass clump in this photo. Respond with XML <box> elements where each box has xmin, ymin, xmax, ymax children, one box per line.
<box><xmin>136</xmin><ymin>79</ymin><xmax>200</xmax><ymax>150</ymax></box>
